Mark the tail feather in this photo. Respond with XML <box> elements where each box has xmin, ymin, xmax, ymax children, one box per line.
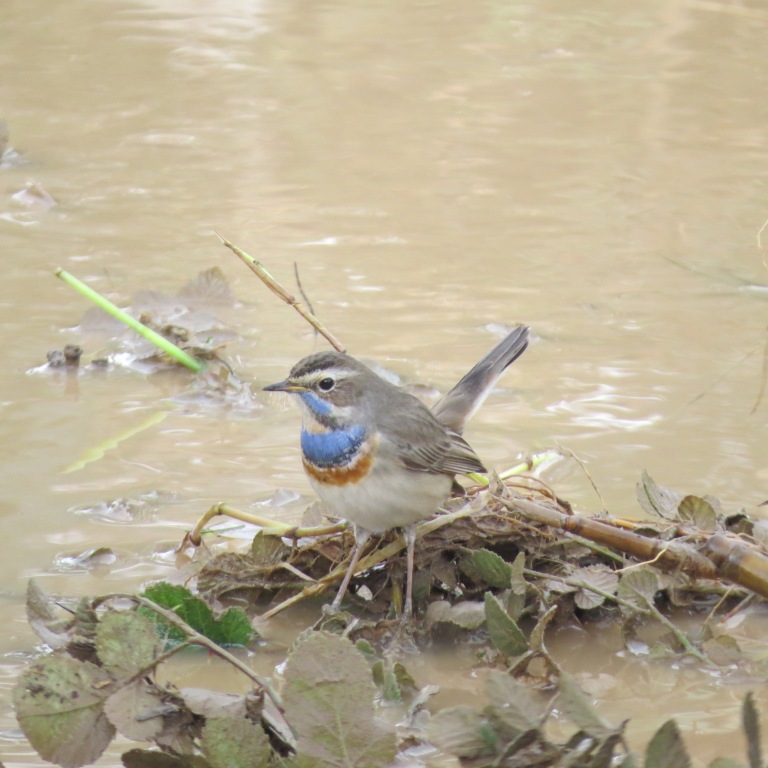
<box><xmin>431</xmin><ymin>325</ymin><xmax>529</xmax><ymax>434</ymax></box>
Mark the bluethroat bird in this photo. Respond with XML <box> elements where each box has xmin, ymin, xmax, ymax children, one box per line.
<box><xmin>263</xmin><ymin>325</ymin><xmax>529</xmax><ymax>618</ymax></box>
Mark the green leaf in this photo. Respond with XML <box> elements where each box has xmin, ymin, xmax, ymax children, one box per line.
<box><xmin>13</xmin><ymin>654</ymin><xmax>115</xmax><ymax>768</ymax></box>
<box><xmin>141</xmin><ymin>582</ymin><xmax>254</xmax><ymax>647</ymax></box>
<box><xmin>283</xmin><ymin>631</ymin><xmax>396</xmax><ymax>768</ymax></box>
<box><xmin>678</xmin><ymin>495</ymin><xmax>718</xmax><ymax>530</ymax></box>
<box><xmin>427</xmin><ymin>706</ymin><xmax>496</xmax><ymax>759</ymax></box>
<box><xmin>644</xmin><ymin>719</ymin><xmax>691</xmax><ymax>768</ymax></box>
<box><xmin>95</xmin><ymin>611</ymin><xmax>163</xmax><ymax>679</ymax></box>
<box><xmin>707</xmin><ymin>760</ymin><xmax>746</xmax><ymax>768</ymax></box>
<box><xmin>636</xmin><ymin>471</ymin><xmax>682</xmax><ymax>520</ymax></box>
<box><xmin>484</xmin><ymin>592</ymin><xmax>528</xmax><ymax>656</ymax></box>
<box><xmin>460</xmin><ymin>549</ymin><xmax>513</xmax><ymax>589</ymax></box>
<box><xmin>201</xmin><ymin>716</ymin><xmax>272</xmax><ymax>768</ymax></box>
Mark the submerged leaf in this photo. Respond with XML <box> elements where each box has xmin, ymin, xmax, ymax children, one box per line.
<box><xmin>14</xmin><ymin>654</ymin><xmax>115</xmax><ymax>768</ymax></box>
<box><xmin>636</xmin><ymin>471</ymin><xmax>682</xmax><ymax>520</ymax></box>
<box><xmin>95</xmin><ymin>611</ymin><xmax>163</xmax><ymax>679</ymax></box>
<box><xmin>201</xmin><ymin>716</ymin><xmax>271</xmax><ymax>768</ymax></box>
<box><xmin>283</xmin><ymin>631</ymin><xmax>396</xmax><ymax>768</ymax></box>
<box><xmin>484</xmin><ymin>592</ymin><xmax>528</xmax><ymax>656</ymax></box>
<box><xmin>678</xmin><ymin>495</ymin><xmax>718</xmax><ymax>531</ymax></box>
<box><xmin>556</xmin><ymin>673</ymin><xmax>612</xmax><ymax>740</ymax></box>
<box><xmin>460</xmin><ymin>549</ymin><xmax>513</xmax><ymax>589</ymax></box>
<box><xmin>644</xmin><ymin>719</ymin><xmax>691</xmax><ymax>768</ymax></box>
<box><xmin>486</xmin><ymin>670</ymin><xmax>549</xmax><ymax>735</ymax></box>
<box><xmin>427</xmin><ymin>706</ymin><xmax>496</xmax><ymax>759</ymax></box>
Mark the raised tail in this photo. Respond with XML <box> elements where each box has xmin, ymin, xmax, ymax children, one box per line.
<box><xmin>431</xmin><ymin>325</ymin><xmax>529</xmax><ymax>434</ymax></box>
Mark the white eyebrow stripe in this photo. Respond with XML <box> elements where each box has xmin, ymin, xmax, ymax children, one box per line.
<box><xmin>295</xmin><ymin>366</ymin><xmax>359</xmax><ymax>385</ymax></box>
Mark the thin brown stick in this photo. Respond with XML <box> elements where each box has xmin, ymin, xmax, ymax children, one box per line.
<box><xmin>293</xmin><ymin>261</ymin><xmax>315</xmax><ymax>317</ymax></box>
<box><xmin>216</xmin><ymin>233</ymin><xmax>345</xmax><ymax>352</ymax></box>
<box><xmin>96</xmin><ymin>593</ymin><xmax>284</xmax><ymax>712</ymax></box>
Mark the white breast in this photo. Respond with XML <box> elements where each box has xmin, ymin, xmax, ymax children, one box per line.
<box><xmin>309</xmin><ymin>462</ymin><xmax>453</xmax><ymax>534</ymax></box>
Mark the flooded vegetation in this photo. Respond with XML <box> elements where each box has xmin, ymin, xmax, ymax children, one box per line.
<box><xmin>2</xmin><ymin>0</ymin><xmax>768</xmax><ymax>765</ymax></box>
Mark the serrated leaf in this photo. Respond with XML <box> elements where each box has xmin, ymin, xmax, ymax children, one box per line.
<box><xmin>427</xmin><ymin>706</ymin><xmax>496</xmax><ymax>758</ymax></box>
<box><xmin>283</xmin><ymin>631</ymin><xmax>396</xmax><ymax>768</ymax></box>
<box><xmin>678</xmin><ymin>495</ymin><xmax>718</xmax><ymax>531</ymax></box>
<box><xmin>201</xmin><ymin>715</ymin><xmax>272</xmax><ymax>768</ymax></box>
<box><xmin>644</xmin><ymin>719</ymin><xmax>691</xmax><ymax>768</ymax></box>
<box><xmin>486</xmin><ymin>669</ymin><xmax>548</xmax><ymax>735</ymax></box>
<box><xmin>484</xmin><ymin>592</ymin><xmax>528</xmax><ymax>656</ymax></box>
<box><xmin>95</xmin><ymin>611</ymin><xmax>163</xmax><ymax>679</ymax></box>
<box><xmin>743</xmin><ymin>692</ymin><xmax>762</xmax><ymax>768</ymax></box>
<box><xmin>572</xmin><ymin>565</ymin><xmax>619</xmax><ymax>610</ymax></box>
<box><xmin>141</xmin><ymin>582</ymin><xmax>254</xmax><ymax>647</ymax></box>
<box><xmin>13</xmin><ymin>654</ymin><xmax>115</xmax><ymax>768</ymax></box>
<box><xmin>556</xmin><ymin>673</ymin><xmax>612</xmax><ymax>739</ymax></box>
<box><xmin>617</xmin><ymin>568</ymin><xmax>660</xmax><ymax>610</ymax></box>
<box><xmin>636</xmin><ymin>471</ymin><xmax>682</xmax><ymax>520</ymax></box>
<box><xmin>104</xmin><ymin>680</ymin><xmax>166</xmax><ymax>741</ymax></box>
<box><xmin>460</xmin><ymin>549</ymin><xmax>513</xmax><ymax>589</ymax></box>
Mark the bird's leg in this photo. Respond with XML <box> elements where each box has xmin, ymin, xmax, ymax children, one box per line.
<box><xmin>331</xmin><ymin>527</ymin><xmax>371</xmax><ymax>610</ymax></box>
<box><xmin>402</xmin><ymin>525</ymin><xmax>416</xmax><ymax>620</ymax></box>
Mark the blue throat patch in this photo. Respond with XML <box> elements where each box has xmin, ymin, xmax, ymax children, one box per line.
<box><xmin>301</xmin><ymin>424</ymin><xmax>367</xmax><ymax>468</ymax></box>
<box><xmin>298</xmin><ymin>390</ymin><xmax>332</xmax><ymax>417</ymax></box>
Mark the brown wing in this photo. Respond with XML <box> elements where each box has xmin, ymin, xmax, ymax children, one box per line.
<box><xmin>379</xmin><ymin>390</ymin><xmax>486</xmax><ymax>476</ymax></box>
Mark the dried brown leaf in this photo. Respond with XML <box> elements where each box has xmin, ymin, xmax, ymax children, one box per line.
<box><xmin>104</xmin><ymin>680</ymin><xmax>166</xmax><ymax>741</ymax></box>
<box><xmin>14</xmin><ymin>654</ymin><xmax>115</xmax><ymax>768</ymax></box>
<box><xmin>636</xmin><ymin>471</ymin><xmax>682</xmax><ymax>520</ymax></box>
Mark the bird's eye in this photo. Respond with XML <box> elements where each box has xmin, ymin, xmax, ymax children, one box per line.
<box><xmin>317</xmin><ymin>377</ymin><xmax>335</xmax><ymax>392</ymax></box>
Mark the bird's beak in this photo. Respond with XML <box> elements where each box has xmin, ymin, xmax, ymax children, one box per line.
<box><xmin>263</xmin><ymin>379</ymin><xmax>306</xmax><ymax>393</ymax></box>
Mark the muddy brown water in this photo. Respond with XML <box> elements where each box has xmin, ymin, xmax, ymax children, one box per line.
<box><xmin>2</xmin><ymin>0</ymin><xmax>768</xmax><ymax>764</ymax></box>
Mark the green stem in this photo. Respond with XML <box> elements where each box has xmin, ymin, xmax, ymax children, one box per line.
<box><xmin>467</xmin><ymin>449</ymin><xmax>562</xmax><ymax>486</ymax></box>
<box><xmin>55</xmin><ymin>268</ymin><xmax>204</xmax><ymax>373</ymax></box>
